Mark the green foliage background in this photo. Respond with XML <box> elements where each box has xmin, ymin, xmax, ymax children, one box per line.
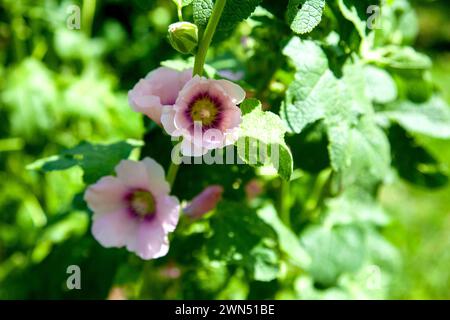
<box><xmin>0</xmin><ymin>0</ymin><xmax>449</xmax><ymax>299</ymax></box>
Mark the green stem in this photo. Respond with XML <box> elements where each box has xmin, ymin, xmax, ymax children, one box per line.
<box><xmin>166</xmin><ymin>162</ymin><xmax>180</xmax><ymax>187</ymax></box>
<box><xmin>82</xmin><ymin>0</ymin><xmax>96</xmax><ymax>37</ymax></box>
<box><xmin>192</xmin><ymin>0</ymin><xmax>227</xmax><ymax>76</ymax></box>
<box><xmin>177</xmin><ymin>0</ymin><xmax>183</xmax><ymax>21</ymax></box>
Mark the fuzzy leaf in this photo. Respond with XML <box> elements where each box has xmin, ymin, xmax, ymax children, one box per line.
<box><xmin>193</xmin><ymin>0</ymin><xmax>261</xmax><ymax>40</ymax></box>
<box><xmin>237</xmin><ymin>100</ymin><xmax>293</xmax><ymax>180</ymax></box>
<box><xmin>287</xmin><ymin>0</ymin><xmax>326</xmax><ymax>34</ymax></box>
<box><xmin>282</xmin><ymin>37</ymin><xmax>390</xmax><ymax>189</ymax></box>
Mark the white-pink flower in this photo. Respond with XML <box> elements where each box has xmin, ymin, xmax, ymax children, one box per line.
<box><xmin>84</xmin><ymin>157</ymin><xmax>180</xmax><ymax>260</ymax></box>
<box><xmin>128</xmin><ymin>67</ymin><xmax>192</xmax><ymax>124</ymax></box>
<box><xmin>184</xmin><ymin>185</ymin><xmax>224</xmax><ymax>219</ymax></box>
<box><xmin>161</xmin><ymin>75</ymin><xmax>245</xmax><ymax>156</ymax></box>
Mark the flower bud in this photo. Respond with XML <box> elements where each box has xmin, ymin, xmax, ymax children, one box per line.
<box><xmin>184</xmin><ymin>185</ymin><xmax>223</xmax><ymax>219</ymax></box>
<box><xmin>168</xmin><ymin>22</ymin><xmax>198</xmax><ymax>54</ymax></box>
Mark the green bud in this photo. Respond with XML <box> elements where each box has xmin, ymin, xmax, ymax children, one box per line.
<box><xmin>168</xmin><ymin>22</ymin><xmax>198</xmax><ymax>54</ymax></box>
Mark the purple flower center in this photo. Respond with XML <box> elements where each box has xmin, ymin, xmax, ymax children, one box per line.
<box><xmin>186</xmin><ymin>92</ymin><xmax>222</xmax><ymax>129</ymax></box>
<box><xmin>126</xmin><ymin>189</ymin><xmax>156</xmax><ymax>219</ymax></box>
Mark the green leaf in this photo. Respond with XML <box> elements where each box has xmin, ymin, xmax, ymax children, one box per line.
<box><xmin>281</xmin><ymin>38</ymin><xmax>338</xmax><ymax>133</ymax></box>
<box><xmin>281</xmin><ymin>38</ymin><xmax>362</xmax><ymax>133</ymax></box>
<box><xmin>240</xmin><ymin>98</ymin><xmax>261</xmax><ymax>115</ymax></box>
<box><xmin>258</xmin><ymin>204</ymin><xmax>311</xmax><ymax>268</ymax></box>
<box><xmin>301</xmin><ymin>225</ymin><xmax>366</xmax><ymax>286</ymax></box>
<box><xmin>287</xmin><ymin>0</ymin><xmax>326</xmax><ymax>34</ymax></box>
<box><xmin>250</xmin><ymin>246</ymin><xmax>279</xmax><ymax>282</ymax></box>
<box><xmin>324</xmin><ymin>190</ymin><xmax>390</xmax><ymax>227</ymax></box>
<box><xmin>193</xmin><ymin>0</ymin><xmax>262</xmax><ymax>40</ymax></box>
<box><xmin>381</xmin><ymin>96</ymin><xmax>450</xmax><ymax>139</ymax></box>
<box><xmin>207</xmin><ymin>201</ymin><xmax>279</xmax><ymax>281</ymax></box>
<box><xmin>193</xmin><ymin>0</ymin><xmax>214</xmax><ymax>27</ymax></box>
<box><xmin>369</xmin><ymin>46</ymin><xmax>432</xmax><ymax>70</ymax></box>
<box><xmin>237</xmin><ymin>100</ymin><xmax>293</xmax><ymax>180</ymax></box>
<box><xmin>329</xmin><ymin>117</ymin><xmax>391</xmax><ymax>191</ymax></box>
<box><xmin>364</xmin><ymin>65</ymin><xmax>397</xmax><ymax>104</ymax></box>
<box><xmin>282</xmin><ymin>37</ymin><xmax>390</xmax><ymax>189</ymax></box>
<box><xmin>29</xmin><ymin>140</ymin><xmax>142</xmax><ymax>184</ymax></box>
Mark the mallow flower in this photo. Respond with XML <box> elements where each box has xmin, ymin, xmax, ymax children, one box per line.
<box><xmin>84</xmin><ymin>157</ymin><xmax>180</xmax><ymax>260</ymax></box>
<box><xmin>184</xmin><ymin>185</ymin><xmax>223</xmax><ymax>219</ymax></box>
<box><xmin>161</xmin><ymin>75</ymin><xmax>245</xmax><ymax>156</ymax></box>
<box><xmin>128</xmin><ymin>67</ymin><xmax>192</xmax><ymax>124</ymax></box>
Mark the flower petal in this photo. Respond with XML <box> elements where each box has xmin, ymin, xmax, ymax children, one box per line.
<box><xmin>84</xmin><ymin>176</ymin><xmax>127</xmax><ymax>215</ymax></box>
<box><xmin>156</xmin><ymin>195</ymin><xmax>180</xmax><ymax>232</ymax></box>
<box><xmin>91</xmin><ymin>210</ymin><xmax>138</xmax><ymax>248</ymax></box>
<box><xmin>129</xmin><ymin>67</ymin><xmax>192</xmax><ymax>124</ymax></box>
<box><xmin>161</xmin><ymin>107</ymin><xmax>179</xmax><ymax>136</ymax></box>
<box><xmin>141</xmin><ymin>157</ymin><xmax>170</xmax><ymax>196</ymax></box>
<box><xmin>216</xmin><ymin>79</ymin><xmax>246</xmax><ymax>104</ymax></box>
<box><xmin>115</xmin><ymin>159</ymin><xmax>150</xmax><ymax>190</ymax></box>
<box><xmin>131</xmin><ymin>221</ymin><xmax>169</xmax><ymax>260</ymax></box>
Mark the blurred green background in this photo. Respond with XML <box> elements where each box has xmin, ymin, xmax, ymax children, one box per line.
<box><xmin>0</xmin><ymin>0</ymin><xmax>449</xmax><ymax>299</ymax></box>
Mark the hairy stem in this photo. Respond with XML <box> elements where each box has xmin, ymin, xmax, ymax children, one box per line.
<box><xmin>192</xmin><ymin>0</ymin><xmax>227</xmax><ymax>76</ymax></box>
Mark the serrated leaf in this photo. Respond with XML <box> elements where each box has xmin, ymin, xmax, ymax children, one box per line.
<box><xmin>281</xmin><ymin>38</ymin><xmax>336</xmax><ymax>133</ymax></box>
<box><xmin>28</xmin><ymin>140</ymin><xmax>142</xmax><ymax>184</ymax></box>
<box><xmin>193</xmin><ymin>0</ymin><xmax>213</xmax><ymax>27</ymax></box>
<box><xmin>287</xmin><ymin>0</ymin><xmax>325</xmax><ymax>34</ymax></box>
<box><xmin>282</xmin><ymin>37</ymin><xmax>389</xmax><ymax>189</ymax></box>
<box><xmin>193</xmin><ymin>0</ymin><xmax>261</xmax><ymax>40</ymax></box>
<box><xmin>237</xmin><ymin>101</ymin><xmax>293</xmax><ymax>180</ymax></box>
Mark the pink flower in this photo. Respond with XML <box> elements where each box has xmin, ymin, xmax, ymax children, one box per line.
<box><xmin>184</xmin><ymin>185</ymin><xmax>224</xmax><ymax>219</ymax></box>
<box><xmin>161</xmin><ymin>76</ymin><xmax>245</xmax><ymax>156</ymax></box>
<box><xmin>128</xmin><ymin>67</ymin><xmax>192</xmax><ymax>124</ymax></box>
<box><xmin>84</xmin><ymin>157</ymin><xmax>180</xmax><ymax>260</ymax></box>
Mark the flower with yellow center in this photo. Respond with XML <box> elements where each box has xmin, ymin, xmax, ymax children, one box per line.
<box><xmin>189</xmin><ymin>96</ymin><xmax>219</xmax><ymax>126</ymax></box>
